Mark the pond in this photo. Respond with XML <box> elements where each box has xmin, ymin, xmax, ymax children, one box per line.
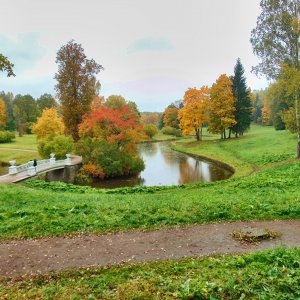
<box><xmin>90</xmin><ymin>142</ymin><xmax>233</xmax><ymax>189</ymax></box>
<box><xmin>0</xmin><ymin>163</ymin><xmax>8</xmax><ymax>176</ymax></box>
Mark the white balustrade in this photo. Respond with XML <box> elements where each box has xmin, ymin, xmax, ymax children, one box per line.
<box><xmin>65</xmin><ymin>154</ymin><xmax>72</xmax><ymax>165</ymax></box>
<box><xmin>50</xmin><ymin>153</ymin><xmax>56</xmax><ymax>165</ymax></box>
<box><xmin>5</xmin><ymin>153</ymin><xmax>73</xmax><ymax>177</ymax></box>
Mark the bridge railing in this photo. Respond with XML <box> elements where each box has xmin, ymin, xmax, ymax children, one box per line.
<box><xmin>8</xmin><ymin>154</ymin><xmax>72</xmax><ymax>176</ymax></box>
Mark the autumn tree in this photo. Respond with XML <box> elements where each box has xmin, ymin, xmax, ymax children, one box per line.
<box><xmin>163</xmin><ymin>105</ymin><xmax>179</xmax><ymax>128</ymax></box>
<box><xmin>140</xmin><ymin>113</ymin><xmax>161</xmax><ymax>126</ymax></box>
<box><xmin>178</xmin><ymin>86</ymin><xmax>210</xmax><ymax>141</ymax></box>
<box><xmin>251</xmin><ymin>0</ymin><xmax>300</xmax><ymax>157</ymax></box>
<box><xmin>91</xmin><ymin>95</ymin><xmax>105</xmax><ymax>110</ymax></box>
<box><xmin>262</xmin><ymin>106</ymin><xmax>271</xmax><ymax>124</ymax></box>
<box><xmin>208</xmin><ymin>74</ymin><xmax>236</xmax><ymax>139</ymax></box>
<box><xmin>0</xmin><ymin>99</ymin><xmax>7</xmax><ymax>129</ymax></box>
<box><xmin>77</xmin><ymin>105</ymin><xmax>145</xmax><ymax>179</ymax></box>
<box><xmin>230</xmin><ymin>59</ymin><xmax>252</xmax><ymax>137</ymax></box>
<box><xmin>32</xmin><ymin>108</ymin><xmax>65</xmax><ymax>139</ymax></box>
<box><xmin>0</xmin><ymin>54</ymin><xmax>15</xmax><ymax>77</ymax></box>
<box><xmin>0</xmin><ymin>91</ymin><xmax>15</xmax><ymax>131</ymax></box>
<box><xmin>55</xmin><ymin>40</ymin><xmax>103</xmax><ymax>141</ymax></box>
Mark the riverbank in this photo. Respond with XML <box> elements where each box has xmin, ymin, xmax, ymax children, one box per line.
<box><xmin>173</xmin><ymin>125</ymin><xmax>297</xmax><ymax>177</ymax></box>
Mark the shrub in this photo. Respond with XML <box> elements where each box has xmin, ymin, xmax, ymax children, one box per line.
<box><xmin>161</xmin><ymin>126</ymin><xmax>182</xmax><ymax>137</ymax></box>
<box><xmin>76</xmin><ymin>138</ymin><xmax>145</xmax><ymax>179</ymax></box>
<box><xmin>0</xmin><ymin>131</ymin><xmax>15</xmax><ymax>143</ymax></box>
<box><xmin>81</xmin><ymin>163</ymin><xmax>105</xmax><ymax>180</ymax></box>
<box><xmin>38</xmin><ymin>135</ymin><xmax>74</xmax><ymax>159</ymax></box>
<box><xmin>143</xmin><ymin>124</ymin><xmax>158</xmax><ymax>139</ymax></box>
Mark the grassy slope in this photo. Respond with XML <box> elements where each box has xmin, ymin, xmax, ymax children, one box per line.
<box><xmin>0</xmin><ymin>134</ymin><xmax>39</xmax><ymax>165</ymax></box>
<box><xmin>1</xmin><ymin>247</ymin><xmax>299</xmax><ymax>299</ymax></box>
<box><xmin>174</xmin><ymin>125</ymin><xmax>297</xmax><ymax>177</ymax></box>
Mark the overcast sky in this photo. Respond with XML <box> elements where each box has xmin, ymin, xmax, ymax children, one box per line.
<box><xmin>0</xmin><ymin>0</ymin><xmax>268</xmax><ymax>112</ymax></box>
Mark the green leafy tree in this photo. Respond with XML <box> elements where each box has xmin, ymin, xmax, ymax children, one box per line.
<box><xmin>55</xmin><ymin>40</ymin><xmax>103</xmax><ymax>141</ymax></box>
<box><xmin>143</xmin><ymin>124</ymin><xmax>158</xmax><ymax>139</ymax></box>
<box><xmin>252</xmin><ymin>93</ymin><xmax>263</xmax><ymax>123</ymax></box>
<box><xmin>104</xmin><ymin>95</ymin><xmax>140</xmax><ymax>121</ymax></box>
<box><xmin>13</xmin><ymin>94</ymin><xmax>39</xmax><ymax>135</ymax></box>
<box><xmin>36</xmin><ymin>93</ymin><xmax>57</xmax><ymax>112</ymax></box>
<box><xmin>250</xmin><ymin>0</ymin><xmax>300</xmax><ymax>157</ymax></box>
<box><xmin>250</xmin><ymin>0</ymin><xmax>299</xmax><ymax>79</ymax></box>
<box><xmin>0</xmin><ymin>54</ymin><xmax>15</xmax><ymax>77</ymax></box>
<box><xmin>230</xmin><ymin>59</ymin><xmax>253</xmax><ymax>137</ymax></box>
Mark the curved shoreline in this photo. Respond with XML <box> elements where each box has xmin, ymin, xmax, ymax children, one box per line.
<box><xmin>170</xmin><ymin>144</ymin><xmax>236</xmax><ymax>176</ymax></box>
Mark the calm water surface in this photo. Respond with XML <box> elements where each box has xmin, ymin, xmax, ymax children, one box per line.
<box><xmin>91</xmin><ymin>142</ymin><xmax>233</xmax><ymax>189</ymax></box>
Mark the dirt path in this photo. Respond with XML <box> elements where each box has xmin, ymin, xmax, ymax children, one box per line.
<box><xmin>0</xmin><ymin>148</ymin><xmax>38</xmax><ymax>152</ymax></box>
<box><xmin>0</xmin><ymin>220</ymin><xmax>299</xmax><ymax>278</ymax></box>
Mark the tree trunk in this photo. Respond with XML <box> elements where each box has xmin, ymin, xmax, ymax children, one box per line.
<box><xmin>18</xmin><ymin>119</ymin><xmax>23</xmax><ymax>137</ymax></box>
<box><xmin>223</xmin><ymin>129</ymin><xmax>226</xmax><ymax>139</ymax></box>
<box><xmin>228</xmin><ymin>128</ymin><xmax>232</xmax><ymax>138</ymax></box>
<box><xmin>196</xmin><ymin>129</ymin><xmax>200</xmax><ymax>141</ymax></box>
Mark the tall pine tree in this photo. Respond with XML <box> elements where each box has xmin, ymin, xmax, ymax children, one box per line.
<box><xmin>230</xmin><ymin>59</ymin><xmax>252</xmax><ymax>137</ymax></box>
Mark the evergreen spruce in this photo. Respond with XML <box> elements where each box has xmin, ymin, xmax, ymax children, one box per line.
<box><xmin>231</xmin><ymin>59</ymin><xmax>252</xmax><ymax>137</ymax></box>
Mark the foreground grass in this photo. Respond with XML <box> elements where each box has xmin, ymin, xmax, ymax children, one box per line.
<box><xmin>174</xmin><ymin>125</ymin><xmax>297</xmax><ymax>177</ymax></box>
<box><xmin>0</xmin><ymin>160</ymin><xmax>299</xmax><ymax>240</ymax></box>
<box><xmin>1</xmin><ymin>247</ymin><xmax>299</xmax><ymax>299</ymax></box>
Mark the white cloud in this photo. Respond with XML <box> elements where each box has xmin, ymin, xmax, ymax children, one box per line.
<box><xmin>0</xmin><ymin>0</ymin><xmax>267</xmax><ymax>110</ymax></box>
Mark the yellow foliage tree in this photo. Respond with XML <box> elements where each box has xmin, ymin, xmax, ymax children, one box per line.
<box><xmin>178</xmin><ymin>86</ymin><xmax>210</xmax><ymax>141</ymax></box>
<box><xmin>208</xmin><ymin>74</ymin><xmax>236</xmax><ymax>139</ymax></box>
<box><xmin>0</xmin><ymin>98</ymin><xmax>7</xmax><ymax>129</ymax></box>
<box><xmin>32</xmin><ymin>108</ymin><xmax>65</xmax><ymax>139</ymax></box>
<box><xmin>262</xmin><ymin>106</ymin><xmax>270</xmax><ymax>125</ymax></box>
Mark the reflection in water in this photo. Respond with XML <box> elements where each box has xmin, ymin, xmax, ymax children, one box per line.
<box><xmin>0</xmin><ymin>163</ymin><xmax>8</xmax><ymax>176</ymax></box>
<box><xmin>91</xmin><ymin>142</ymin><xmax>233</xmax><ymax>189</ymax></box>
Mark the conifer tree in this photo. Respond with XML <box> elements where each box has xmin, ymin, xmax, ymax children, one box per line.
<box><xmin>230</xmin><ymin>59</ymin><xmax>253</xmax><ymax>137</ymax></box>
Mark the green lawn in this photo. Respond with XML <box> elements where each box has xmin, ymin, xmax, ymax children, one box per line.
<box><xmin>0</xmin><ymin>134</ymin><xmax>38</xmax><ymax>150</ymax></box>
<box><xmin>1</xmin><ymin>247</ymin><xmax>299</xmax><ymax>299</ymax></box>
<box><xmin>0</xmin><ymin>134</ymin><xmax>39</xmax><ymax>165</ymax></box>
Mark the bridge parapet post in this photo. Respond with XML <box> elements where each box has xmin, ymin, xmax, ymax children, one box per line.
<box><xmin>27</xmin><ymin>166</ymin><xmax>36</xmax><ymax>176</ymax></box>
<box><xmin>65</xmin><ymin>154</ymin><xmax>72</xmax><ymax>165</ymax></box>
<box><xmin>8</xmin><ymin>160</ymin><xmax>17</xmax><ymax>175</ymax></box>
<box><xmin>50</xmin><ymin>153</ymin><xmax>56</xmax><ymax>165</ymax></box>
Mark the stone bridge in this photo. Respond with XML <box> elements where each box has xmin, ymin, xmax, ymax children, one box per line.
<box><xmin>0</xmin><ymin>154</ymin><xmax>82</xmax><ymax>184</ymax></box>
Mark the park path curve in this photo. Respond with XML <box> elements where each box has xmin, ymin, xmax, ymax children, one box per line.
<box><xmin>0</xmin><ymin>219</ymin><xmax>299</xmax><ymax>278</ymax></box>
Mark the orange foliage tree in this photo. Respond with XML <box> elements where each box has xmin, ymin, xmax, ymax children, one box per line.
<box><xmin>163</xmin><ymin>105</ymin><xmax>179</xmax><ymax>128</ymax></box>
<box><xmin>77</xmin><ymin>105</ymin><xmax>145</xmax><ymax>179</ymax></box>
<box><xmin>262</xmin><ymin>106</ymin><xmax>270</xmax><ymax>125</ymax></box>
<box><xmin>0</xmin><ymin>99</ymin><xmax>7</xmax><ymax>129</ymax></box>
<box><xmin>178</xmin><ymin>86</ymin><xmax>210</xmax><ymax>141</ymax></box>
<box><xmin>32</xmin><ymin>108</ymin><xmax>65</xmax><ymax>139</ymax></box>
<box><xmin>208</xmin><ymin>74</ymin><xmax>236</xmax><ymax>139</ymax></box>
